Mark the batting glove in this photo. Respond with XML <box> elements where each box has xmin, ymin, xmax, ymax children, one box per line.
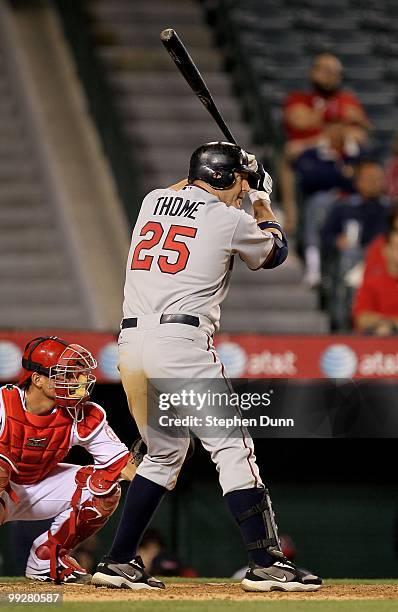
<box><xmin>247</xmin><ymin>153</ymin><xmax>258</xmax><ymax>173</ymax></box>
<box><xmin>249</xmin><ymin>163</ymin><xmax>273</xmax><ymax>204</ymax></box>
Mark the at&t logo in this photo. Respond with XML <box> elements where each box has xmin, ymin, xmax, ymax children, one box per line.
<box><xmin>216</xmin><ymin>342</ymin><xmax>247</xmax><ymax>377</ymax></box>
<box><xmin>320</xmin><ymin>344</ymin><xmax>358</xmax><ymax>378</ymax></box>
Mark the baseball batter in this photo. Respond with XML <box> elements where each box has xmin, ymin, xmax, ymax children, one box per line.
<box><xmin>0</xmin><ymin>336</ymin><xmax>131</xmax><ymax>584</ymax></box>
<box><xmin>92</xmin><ymin>142</ymin><xmax>322</xmax><ymax>592</ymax></box>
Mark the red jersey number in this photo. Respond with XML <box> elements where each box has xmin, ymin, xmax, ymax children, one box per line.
<box><xmin>131</xmin><ymin>222</ymin><xmax>163</xmax><ymax>271</ymax></box>
<box><xmin>131</xmin><ymin>222</ymin><xmax>197</xmax><ymax>274</ymax></box>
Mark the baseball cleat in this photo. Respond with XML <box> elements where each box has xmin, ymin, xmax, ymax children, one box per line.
<box><xmin>91</xmin><ymin>555</ymin><xmax>165</xmax><ymax>590</ymax></box>
<box><xmin>26</xmin><ymin>554</ymin><xmax>92</xmax><ymax>585</ymax></box>
<box><xmin>241</xmin><ymin>560</ymin><xmax>322</xmax><ymax>592</ymax></box>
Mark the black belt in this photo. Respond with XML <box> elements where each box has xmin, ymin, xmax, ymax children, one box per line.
<box><xmin>121</xmin><ymin>314</ymin><xmax>200</xmax><ymax>329</ymax></box>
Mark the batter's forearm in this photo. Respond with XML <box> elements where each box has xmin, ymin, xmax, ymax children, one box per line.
<box><xmin>252</xmin><ymin>201</ymin><xmax>278</xmax><ymax>223</ymax></box>
<box><xmin>252</xmin><ymin>202</ymin><xmax>283</xmax><ymax>240</ymax></box>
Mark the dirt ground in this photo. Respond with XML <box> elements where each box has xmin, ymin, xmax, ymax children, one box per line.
<box><xmin>1</xmin><ymin>581</ymin><xmax>397</xmax><ymax>601</ymax></box>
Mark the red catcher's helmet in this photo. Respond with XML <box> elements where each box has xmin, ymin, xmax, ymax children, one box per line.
<box><xmin>18</xmin><ymin>336</ymin><xmax>97</xmax><ymax>409</ymax></box>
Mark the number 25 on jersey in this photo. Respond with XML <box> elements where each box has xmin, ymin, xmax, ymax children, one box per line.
<box><xmin>131</xmin><ymin>222</ymin><xmax>197</xmax><ymax>274</ymax></box>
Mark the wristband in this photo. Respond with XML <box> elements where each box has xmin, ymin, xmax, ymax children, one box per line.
<box><xmin>258</xmin><ymin>220</ymin><xmax>283</xmax><ymax>232</ymax></box>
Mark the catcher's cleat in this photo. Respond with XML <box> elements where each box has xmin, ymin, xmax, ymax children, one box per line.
<box><xmin>241</xmin><ymin>559</ymin><xmax>322</xmax><ymax>592</ymax></box>
<box><xmin>26</xmin><ymin>554</ymin><xmax>92</xmax><ymax>585</ymax></box>
<box><xmin>91</xmin><ymin>555</ymin><xmax>165</xmax><ymax>590</ymax></box>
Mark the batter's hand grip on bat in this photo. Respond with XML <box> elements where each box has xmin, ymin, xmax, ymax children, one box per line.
<box><xmin>160</xmin><ymin>28</ymin><xmax>237</xmax><ymax>144</ymax></box>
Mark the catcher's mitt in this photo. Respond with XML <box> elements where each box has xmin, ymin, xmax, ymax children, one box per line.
<box><xmin>131</xmin><ymin>437</ymin><xmax>147</xmax><ymax>467</ymax></box>
<box><xmin>121</xmin><ymin>436</ymin><xmax>196</xmax><ymax>481</ymax></box>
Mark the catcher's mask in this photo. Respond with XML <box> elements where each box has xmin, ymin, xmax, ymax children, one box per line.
<box><xmin>18</xmin><ymin>336</ymin><xmax>97</xmax><ymax>410</ymax></box>
<box><xmin>188</xmin><ymin>141</ymin><xmax>259</xmax><ymax>190</ymax></box>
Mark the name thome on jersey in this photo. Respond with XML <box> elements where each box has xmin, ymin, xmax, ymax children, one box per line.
<box><xmin>153</xmin><ymin>195</ymin><xmax>205</xmax><ymax>219</ymax></box>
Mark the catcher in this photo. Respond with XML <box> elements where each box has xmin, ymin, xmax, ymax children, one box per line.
<box><xmin>0</xmin><ymin>336</ymin><xmax>133</xmax><ymax>584</ymax></box>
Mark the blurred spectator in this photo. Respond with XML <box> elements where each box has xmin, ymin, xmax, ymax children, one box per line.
<box><xmin>294</xmin><ymin>114</ymin><xmax>365</xmax><ymax>286</ymax></box>
<box><xmin>280</xmin><ymin>53</ymin><xmax>370</xmax><ymax>233</ymax></box>
<box><xmin>137</xmin><ymin>528</ymin><xmax>198</xmax><ymax>577</ymax></box>
<box><xmin>137</xmin><ymin>529</ymin><xmax>168</xmax><ymax>574</ymax></box>
<box><xmin>283</xmin><ymin>53</ymin><xmax>369</xmax><ymax>143</ymax></box>
<box><xmin>322</xmin><ymin>161</ymin><xmax>389</xmax><ymax>255</ymax></box>
<box><xmin>385</xmin><ymin>132</ymin><xmax>398</xmax><ymax>201</ymax></box>
<box><xmin>363</xmin><ymin>203</ymin><xmax>398</xmax><ymax>280</ymax></box>
<box><xmin>321</xmin><ymin>161</ymin><xmax>390</xmax><ymax>330</ymax></box>
<box><xmin>352</xmin><ymin>221</ymin><xmax>398</xmax><ymax>335</ymax></box>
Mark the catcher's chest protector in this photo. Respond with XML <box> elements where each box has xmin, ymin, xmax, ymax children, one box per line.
<box><xmin>0</xmin><ymin>386</ymin><xmax>74</xmax><ymax>485</ymax></box>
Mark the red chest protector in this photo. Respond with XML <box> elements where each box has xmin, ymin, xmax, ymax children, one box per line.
<box><xmin>0</xmin><ymin>386</ymin><xmax>105</xmax><ymax>485</ymax></box>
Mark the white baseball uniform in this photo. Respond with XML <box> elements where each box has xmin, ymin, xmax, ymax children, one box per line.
<box><xmin>119</xmin><ymin>185</ymin><xmax>276</xmax><ymax>494</ymax></box>
<box><xmin>0</xmin><ymin>386</ymin><xmax>129</xmax><ymax>575</ymax></box>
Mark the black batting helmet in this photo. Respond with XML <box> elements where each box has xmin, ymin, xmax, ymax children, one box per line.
<box><xmin>188</xmin><ymin>142</ymin><xmax>258</xmax><ymax>190</ymax></box>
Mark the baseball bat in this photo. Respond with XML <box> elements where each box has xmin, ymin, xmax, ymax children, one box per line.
<box><xmin>160</xmin><ymin>28</ymin><xmax>237</xmax><ymax>145</ymax></box>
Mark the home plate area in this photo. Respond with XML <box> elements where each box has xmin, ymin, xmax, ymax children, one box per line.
<box><xmin>1</xmin><ymin>580</ymin><xmax>397</xmax><ymax>602</ymax></box>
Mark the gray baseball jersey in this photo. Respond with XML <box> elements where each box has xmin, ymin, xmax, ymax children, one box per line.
<box><xmin>123</xmin><ymin>185</ymin><xmax>274</xmax><ymax>332</ymax></box>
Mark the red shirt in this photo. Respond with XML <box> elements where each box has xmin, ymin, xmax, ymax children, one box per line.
<box><xmin>363</xmin><ymin>235</ymin><xmax>386</xmax><ymax>280</ymax></box>
<box><xmin>283</xmin><ymin>90</ymin><xmax>365</xmax><ymax>141</ymax></box>
<box><xmin>352</xmin><ymin>269</ymin><xmax>398</xmax><ymax>323</ymax></box>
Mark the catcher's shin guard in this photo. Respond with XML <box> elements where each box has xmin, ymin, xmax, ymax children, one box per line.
<box><xmin>34</xmin><ymin>469</ymin><xmax>121</xmax><ymax>583</ymax></box>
